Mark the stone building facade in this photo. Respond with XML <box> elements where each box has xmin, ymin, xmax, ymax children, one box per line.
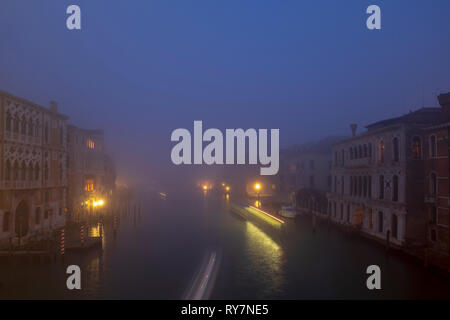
<box><xmin>0</xmin><ymin>90</ymin><xmax>68</xmax><ymax>245</ymax></box>
<box><xmin>278</xmin><ymin>137</ymin><xmax>341</xmax><ymax>214</ymax></box>
<box><xmin>327</xmin><ymin>108</ymin><xmax>441</xmax><ymax>247</ymax></box>
<box><xmin>67</xmin><ymin>125</ymin><xmax>115</xmax><ymax>222</ymax></box>
<box><xmin>424</xmin><ymin>92</ymin><xmax>450</xmax><ymax>256</ymax></box>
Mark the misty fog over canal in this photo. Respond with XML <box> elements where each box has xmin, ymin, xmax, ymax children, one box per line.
<box><xmin>1</xmin><ymin>188</ymin><xmax>450</xmax><ymax>299</ymax></box>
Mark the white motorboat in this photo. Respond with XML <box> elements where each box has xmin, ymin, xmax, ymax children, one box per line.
<box><xmin>279</xmin><ymin>206</ymin><xmax>298</xmax><ymax>218</ymax></box>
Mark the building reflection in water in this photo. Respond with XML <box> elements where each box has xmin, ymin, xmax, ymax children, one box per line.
<box><xmin>244</xmin><ymin>221</ymin><xmax>284</xmax><ymax>296</ymax></box>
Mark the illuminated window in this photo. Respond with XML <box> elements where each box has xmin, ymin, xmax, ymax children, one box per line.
<box><xmin>86</xmin><ymin>138</ymin><xmax>95</xmax><ymax>149</ymax></box>
<box><xmin>412</xmin><ymin>136</ymin><xmax>421</xmax><ymax>159</ymax></box>
<box><xmin>85</xmin><ymin>179</ymin><xmax>94</xmax><ymax>192</ymax></box>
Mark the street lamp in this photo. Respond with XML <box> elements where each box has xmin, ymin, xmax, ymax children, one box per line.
<box><xmin>254</xmin><ymin>183</ymin><xmax>261</xmax><ymax>207</ymax></box>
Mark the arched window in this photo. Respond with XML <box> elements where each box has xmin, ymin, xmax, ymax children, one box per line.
<box><xmin>378</xmin><ymin>211</ymin><xmax>384</xmax><ymax>233</ymax></box>
<box><xmin>358</xmin><ymin>176</ymin><xmax>362</xmax><ymax>197</ymax></box>
<box><xmin>412</xmin><ymin>136</ymin><xmax>422</xmax><ymax>159</ymax></box>
<box><xmin>35</xmin><ymin>207</ymin><xmax>41</xmax><ymax>224</ymax></box>
<box><xmin>430</xmin><ymin>135</ymin><xmax>437</xmax><ymax>158</ymax></box>
<box><xmin>363</xmin><ymin>144</ymin><xmax>367</xmax><ymax>157</ymax></box>
<box><xmin>430</xmin><ymin>172</ymin><xmax>437</xmax><ymax>195</ymax></box>
<box><xmin>20</xmin><ymin>116</ymin><xmax>27</xmax><ymax>135</ymax></box>
<box><xmin>13</xmin><ymin>115</ymin><xmax>19</xmax><ymax>133</ymax></box>
<box><xmin>392</xmin><ymin>214</ymin><xmax>398</xmax><ymax>239</ymax></box>
<box><xmin>430</xmin><ymin>206</ymin><xmax>437</xmax><ymax>224</ymax></box>
<box><xmin>358</xmin><ymin>145</ymin><xmax>363</xmax><ymax>158</ymax></box>
<box><xmin>59</xmin><ymin>127</ymin><xmax>64</xmax><ymax>145</ymax></box>
<box><xmin>27</xmin><ymin>163</ymin><xmax>33</xmax><ymax>181</ymax></box>
<box><xmin>368</xmin><ymin>143</ymin><xmax>372</xmax><ymax>157</ymax></box>
<box><xmin>28</xmin><ymin>120</ymin><xmax>34</xmax><ymax>137</ymax></box>
<box><xmin>44</xmin><ymin>162</ymin><xmax>49</xmax><ymax>181</ymax></box>
<box><xmin>13</xmin><ymin>161</ymin><xmax>19</xmax><ymax>180</ymax></box>
<box><xmin>393</xmin><ymin>137</ymin><xmax>399</xmax><ymax>162</ymax></box>
<box><xmin>379</xmin><ymin>140</ymin><xmax>385</xmax><ymax>163</ymax></box>
<box><xmin>350</xmin><ymin>176</ymin><xmax>354</xmax><ymax>196</ymax></box>
<box><xmin>392</xmin><ymin>175</ymin><xmax>399</xmax><ymax>201</ymax></box>
<box><xmin>20</xmin><ymin>161</ymin><xmax>26</xmax><ymax>180</ymax></box>
<box><xmin>5</xmin><ymin>160</ymin><xmax>11</xmax><ymax>181</ymax></box>
<box><xmin>2</xmin><ymin>212</ymin><xmax>11</xmax><ymax>232</ymax></box>
<box><xmin>354</xmin><ymin>147</ymin><xmax>358</xmax><ymax>159</ymax></box>
<box><xmin>59</xmin><ymin>162</ymin><xmax>63</xmax><ymax>181</ymax></box>
<box><xmin>363</xmin><ymin>176</ymin><xmax>367</xmax><ymax>197</ymax></box>
<box><xmin>44</xmin><ymin>123</ymin><xmax>49</xmax><ymax>143</ymax></box>
<box><xmin>34</xmin><ymin>163</ymin><xmax>40</xmax><ymax>181</ymax></box>
<box><xmin>379</xmin><ymin>175</ymin><xmax>384</xmax><ymax>199</ymax></box>
<box><xmin>35</xmin><ymin>120</ymin><xmax>40</xmax><ymax>137</ymax></box>
<box><xmin>6</xmin><ymin>111</ymin><xmax>12</xmax><ymax>131</ymax></box>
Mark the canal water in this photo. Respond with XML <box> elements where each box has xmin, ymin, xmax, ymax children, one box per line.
<box><xmin>1</xmin><ymin>189</ymin><xmax>450</xmax><ymax>299</ymax></box>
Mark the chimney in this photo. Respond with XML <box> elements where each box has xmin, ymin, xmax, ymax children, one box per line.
<box><xmin>438</xmin><ymin>92</ymin><xmax>450</xmax><ymax>122</ymax></box>
<box><xmin>350</xmin><ymin>123</ymin><xmax>357</xmax><ymax>137</ymax></box>
<box><xmin>50</xmin><ymin>101</ymin><xmax>58</xmax><ymax>113</ymax></box>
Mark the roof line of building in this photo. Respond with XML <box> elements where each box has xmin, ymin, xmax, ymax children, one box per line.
<box><xmin>0</xmin><ymin>89</ymin><xmax>69</xmax><ymax>120</ymax></box>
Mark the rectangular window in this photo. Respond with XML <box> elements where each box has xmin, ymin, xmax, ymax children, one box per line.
<box><xmin>378</xmin><ymin>211</ymin><xmax>383</xmax><ymax>233</ymax></box>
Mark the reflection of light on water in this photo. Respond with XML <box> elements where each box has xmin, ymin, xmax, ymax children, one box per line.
<box><xmin>85</xmin><ymin>256</ymin><xmax>101</xmax><ymax>292</ymax></box>
<box><xmin>90</xmin><ymin>224</ymin><xmax>100</xmax><ymax>237</ymax></box>
<box><xmin>245</xmin><ymin>221</ymin><xmax>284</xmax><ymax>297</ymax></box>
<box><xmin>246</xmin><ymin>222</ymin><xmax>281</xmax><ymax>255</ymax></box>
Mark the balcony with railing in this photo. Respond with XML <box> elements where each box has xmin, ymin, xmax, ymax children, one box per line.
<box><xmin>4</xmin><ymin>130</ymin><xmax>42</xmax><ymax>145</ymax></box>
<box><xmin>344</xmin><ymin>157</ymin><xmax>374</xmax><ymax>169</ymax></box>
<box><xmin>0</xmin><ymin>180</ymin><xmax>41</xmax><ymax>190</ymax></box>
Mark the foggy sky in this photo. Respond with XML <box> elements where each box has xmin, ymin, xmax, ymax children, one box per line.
<box><xmin>1</xmin><ymin>0</ymin><xmax>450</xmax><ymax>187</ymax></box>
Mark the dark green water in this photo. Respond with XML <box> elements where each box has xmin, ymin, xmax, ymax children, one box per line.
<box><xmin>1</xmin><ymin>190</ymin><xmax>450</xmax><ymax>299</ymax></box>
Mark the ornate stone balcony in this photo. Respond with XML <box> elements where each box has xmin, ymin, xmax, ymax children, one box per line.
<box><xmin>0</xmin><ymin>180</ymin><xmax>41</xmax><ymax>190</ymax></box>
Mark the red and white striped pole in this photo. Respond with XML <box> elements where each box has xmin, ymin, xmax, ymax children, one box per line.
<box><xmin>60</xmin><ymin>228</ymin><xmax>65</xmax><ymax>257</ymax></box>
<box><xmin>80</xmin><ymin>224</ymin><xmax>85</xmax><ymax>247</ymax></box>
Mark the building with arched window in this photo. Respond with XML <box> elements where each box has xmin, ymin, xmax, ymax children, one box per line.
<box><xmin>424</xmin><ymin>92</ymin><xmax>450</xmax><ymax>256</ymax></box>
<box><xmin>0</xmin><ymin>90</ymin><xmax>68</xmax><ymax>246</ymax></box>
<box><xmin>327</xmin><ymin>106</ymin><xmax>442</xmax><ymax>248</ymax></box>
<box><xmin>67</xmin><ymin>125</ymin><xmax>115</xmax><ymax>223</ymax></box>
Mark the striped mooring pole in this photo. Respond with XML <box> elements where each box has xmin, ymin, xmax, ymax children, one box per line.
<box><xmin>80</xmin><ymin>224</ymin><xmax>85</xmax><ymax>247</ymax></box>
<box><xmin>60</xmin><ymin>228</ymin><xmax>65</xmax><ymax>258</ymax></box>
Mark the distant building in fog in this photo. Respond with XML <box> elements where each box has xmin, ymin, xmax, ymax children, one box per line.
<box><xmin>278</xmin><ymin>137</ymin><xmax>343</xmax><ymax>194</ymax></box>
<box><xmin>0</xmin><ymin>90</ymin><xmax>68</xmax><ymax>246</ymax></box>
<box><xmin>67</xmin><ymin>125</ymin><xmax>116</xmax><ymax>221</ymax></box>
<box><xmin>277</xmin><ymin>137</ymin><xmax>342</xmax><ymax>214</ymax></box>
<box><xmin>424</xmin><ymin>92</ymin><xmax>450</xmax><ymax>256</ymax></box>
<box><xmin>327</xmin><ymin>107</ymin><xmax>442</xmax><ymax>247</ymax></box>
